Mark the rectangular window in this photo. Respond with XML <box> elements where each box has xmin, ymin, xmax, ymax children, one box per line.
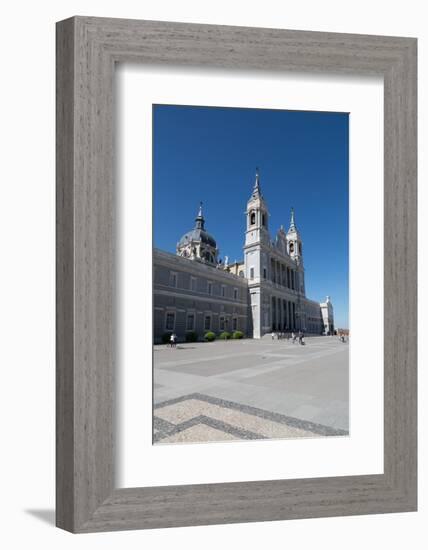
<box><xmin>232</xmin><ymin>317</ymin><xmax>238</xmax><ymax>331</ymax></box>
<box><xmin>190</xmin><ymin>277</ymin><xmax>197</xmax><ymax>291</ymax></box>
<box><xmin>233</xmin><ymin>288</ymin><xmax>238</xmax><ymax>300</ymax></box>
<box><xmin>219</xmin><ymin>316</ymin><xmax>225</xmax><ymax>331</ymax></box>
<box><xmin>169</xmin><ymin>272</ymin><xmax>177</xmax><ymax>288</ymax></box>
<box><xmin>221</xmin><ymin>285</ymin><xmax>226</xmax><ymax>297</ymax></box>
<box><xmin>207</xmin><ymin>281</ymin><xmax>212</xmax><ymax>295</ymax></box>
<box><xmin>186</xmin><ymin>313</ymin><xmax>195</xmax><ymax>331</ymax></box>
<box><xmin>204</xmin><ymin>315</ymin><xmax>211</xmax><ymax>331</ymax></box>
<box><xmin>250</xmin><ymin>267</ymin><xmax>254</xmax><ymax>279</ymax></box>
<box><xmin>165</xmin><ymin>311</ymin><xmax>175</xmax><ymax>331</ymax></box>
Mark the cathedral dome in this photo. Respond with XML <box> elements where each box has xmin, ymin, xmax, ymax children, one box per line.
<box><xmin>178</xmin><ymin>228</ymin><xmax>217</xmax><ymax>248</ymax></box>
<box><xmin>176</xmin><ymin>203</ymin><xmax>218</xmax><ymax>264</ymax></box>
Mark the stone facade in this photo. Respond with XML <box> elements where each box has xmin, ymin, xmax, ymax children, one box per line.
<box><xmin>153</xmin><ymin>170</ymin><xmax>334</xmax><ymax>342</ymax></box>
<box><xmin>153</xmin><ymin>249</ymin><xmax>250</xmax><ymax>343</ymax></box>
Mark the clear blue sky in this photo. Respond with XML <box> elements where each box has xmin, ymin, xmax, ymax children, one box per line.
<box><xmin>153</xmin><ymin>104</ymin><xmax>349</xmax><ymax>328</ymax></box>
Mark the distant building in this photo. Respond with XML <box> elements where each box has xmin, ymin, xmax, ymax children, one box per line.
<box><xmin>153</xmin><ymin>170</ymin><xmax>334</xmax><ymax>342</ymax></box>
<box><xmin>320</xmin><ymin>296</ymin><xmax>335</xmax><ymax>335</ymax></box>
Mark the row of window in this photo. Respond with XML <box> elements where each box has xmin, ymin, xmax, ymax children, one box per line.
<box><xmin>165</xmin><ymin>311</ymin><xmax>239</xmax><ymax>332</ymax></box>
<box><xmin>168</xmin><ymin>272</ymin><xmax>240</xmax><ymax>299</ymax></box>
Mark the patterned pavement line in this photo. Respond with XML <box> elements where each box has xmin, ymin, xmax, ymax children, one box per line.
<box><xmin>154</xmin><ymin>392</ymin><xmax>348</xmax><ymax>437</ymax></box>
<box><xmin>153</xmin><ymin>414</ymin><xmax>264</xmax><ymax>443</ymax></box>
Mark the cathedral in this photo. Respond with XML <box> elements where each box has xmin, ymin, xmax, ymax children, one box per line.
<box><xmin>153</xmin><ymin>170</ymin><xmax>334</xmax><ymax>342</ymax></box>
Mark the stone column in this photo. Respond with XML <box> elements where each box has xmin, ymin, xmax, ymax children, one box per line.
<box><xmin>276</xmin><ymin>297</ymin><xmax>279</xmax><ymax>331</ymax></box>
<box><xmin>271</xmin><ymin>296</ymin><xmax>275</xmax><ymax>330</ymax></box>
<box><xmin>284</xmin><ymin>299</ymin><xmax>287</xmax><ymax>330</ymax></box>
<box><xmin>285</xmin><ymin>300</ymin><xmax>288</xmax><ymax>329</ymax></box>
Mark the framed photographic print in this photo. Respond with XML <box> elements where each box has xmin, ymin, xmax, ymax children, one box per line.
<box><xmin>149</xmin><ymin>106</ymin><xmax>350</xmax><ymax>448</ymax></box>
<box><xmin>56</xmin><ymin>16</ymin><xmax>417</xmax><ymax>532</ymax></box>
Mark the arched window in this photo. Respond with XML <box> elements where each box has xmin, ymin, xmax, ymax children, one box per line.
<box><xmin>289</xmin><ymin>241</ymin><xmax>294</xmax><ymax>253</ymax></box>
<box><xmin>261</xmin><ymin>213</ymin><xmax>266</xmax><ymax>227</ymax></box>
<box><xmin>299</xmin><ymin>243</ymin><xmax>302</xmax><ymax>254</ymax></box>
<box><xmin>250</xmin><ymin>211</ymin><xmax>256</xmax><ymax>225</ymax></box>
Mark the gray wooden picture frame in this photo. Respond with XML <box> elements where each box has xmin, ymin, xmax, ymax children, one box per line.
<box><xmin>56</xmin><ymin>16</ymin><xmax>417</xmax><ymax>533</ymax></box>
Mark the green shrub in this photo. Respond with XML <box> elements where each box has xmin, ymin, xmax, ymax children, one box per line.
<box><xmin>185</xmin><ymin>331</ymin><xmax>198</xmax><ymax>342</ymax></box>
<box><xmin>232</xmin><ymin>331</ymin><xmax>244</xmax><ymax>339</ymax></box>
<box><xmin>204</xmin><ymin>331</ymin><xmax>216</xmax><ymax>342</ymax></box>
<box><xmin>161</xmin><ymin>333</ymin><xmax>172</xmax><ymax>344</ymax></box>
<box><xmin>219</xmin><ymin>331</ymin><xmax>232</xmax><ymax>340</ymax></box>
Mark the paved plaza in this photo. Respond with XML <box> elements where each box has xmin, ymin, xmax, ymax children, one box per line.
<box><xmin>153</xmin><ymin>336</ymin><xmax>349</xmax><ymax>444</ymax></box>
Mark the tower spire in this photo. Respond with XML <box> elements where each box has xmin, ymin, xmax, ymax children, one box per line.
<box><xmin>194</xmin><ymin>201</ymin><xmax>205</xmax><ymax>230</ymax></box>
<box><xmin>252</xmin><ymin>167</ymin><xmax>262</xmax><ymax>198</ymax></box>
<box><xmin>289</xmin><ymin>207</ymin><xmax>296</xmax><ymax>231</ymax></box>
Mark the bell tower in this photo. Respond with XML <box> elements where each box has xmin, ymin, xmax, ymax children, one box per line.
<box><xmin>245</xmin><ymin>168</ymin><xmax>270</xmax><ymax>248</ymax></box>
<box><xmin>286</xmin><ymin>208</ymin><xmax>303</xmax><ymax>266</ymax></box>
<box><xmin>286</xmin><ymin>208</ymin><xmax>306</xmax><ymax>296</ymax></box>
<box><xmin>244</xmin><ymin>169</ymin><xmax>271</xmax><ymax>338</ymax></box>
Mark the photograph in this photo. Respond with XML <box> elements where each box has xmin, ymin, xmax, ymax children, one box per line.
<box><xmin>152</xmin><ymin>104</ymin><xmax>350</xmax><ymax>445</ymax></box>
